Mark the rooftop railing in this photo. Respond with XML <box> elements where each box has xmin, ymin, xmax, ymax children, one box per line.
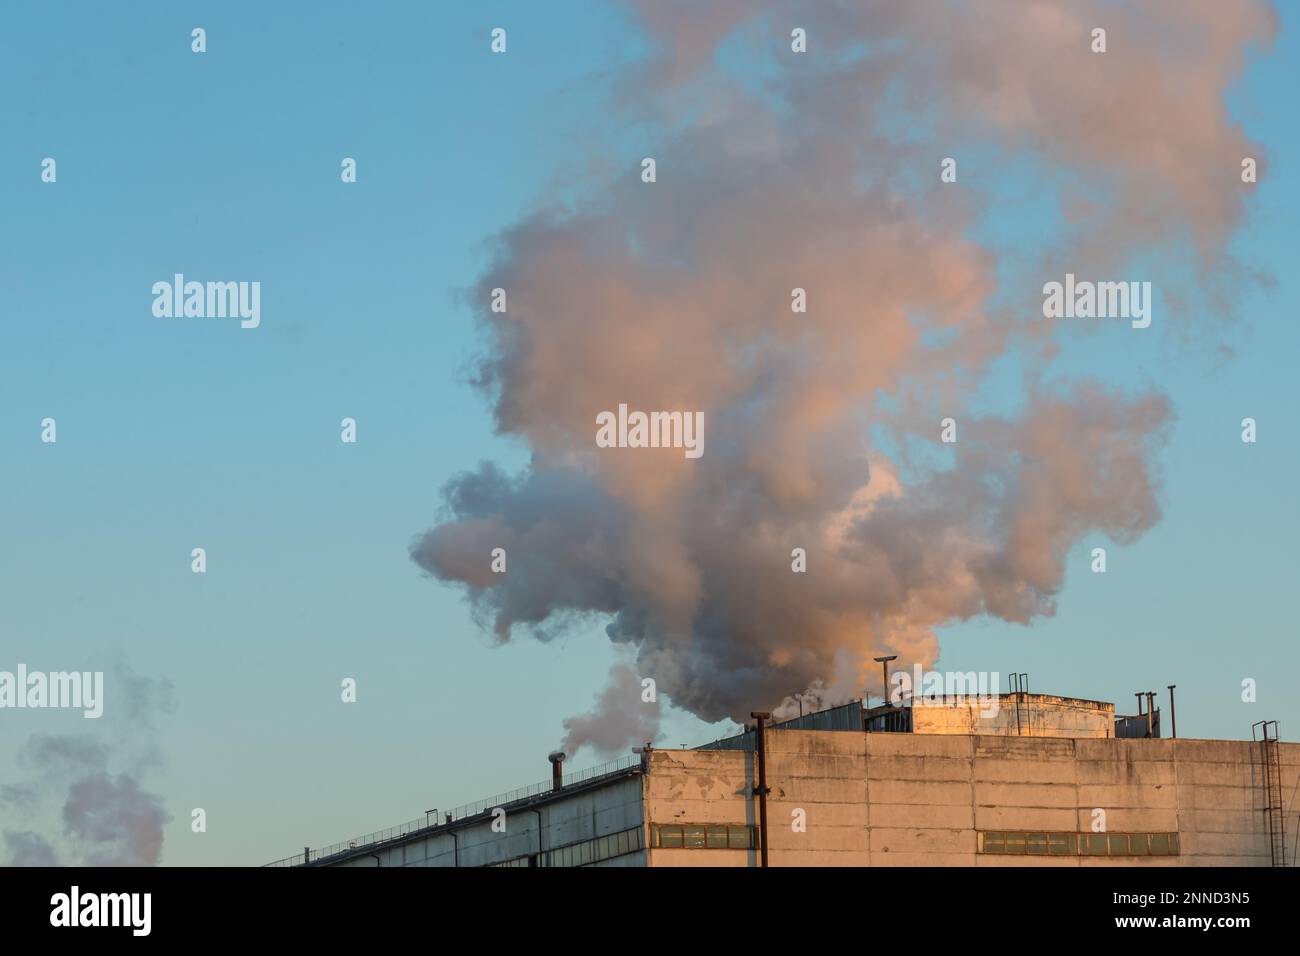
<box><xmin>263</xmin><ymin>753</ymin><xmax>643</xmax><ymax>867</ymax></box>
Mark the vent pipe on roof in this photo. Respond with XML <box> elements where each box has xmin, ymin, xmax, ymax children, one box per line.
<box><xmin>548</xmin><ymin>751</ymin><xmax>565</xmax><ymax>791</ymax></box>
<box><xmin>873</xmin><ymin>655</ymin><xmax>898</xmax><ymax>708</ymax></box>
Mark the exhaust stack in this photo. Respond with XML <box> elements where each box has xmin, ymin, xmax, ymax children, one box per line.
<box><xmin>548</xmin><ymin>751</ymin><xmax>566</xmax><ymax>791</ymax></box>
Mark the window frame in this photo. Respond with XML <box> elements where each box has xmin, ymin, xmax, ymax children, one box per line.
<box><xmin>978</xmin><ymin>830</ymin><xmax>1179</xmax><ymax>858</ymax></box>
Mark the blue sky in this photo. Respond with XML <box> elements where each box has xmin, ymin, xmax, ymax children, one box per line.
<box><xmin>1</xmin><ymin>1</ymin><xmax>1296</xmax><ymax>866</ymax></box>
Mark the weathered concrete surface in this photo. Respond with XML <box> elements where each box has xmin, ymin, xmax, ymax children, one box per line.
<box><xmin>912</xmin><ymin>693</ymin><xmax>1113</xmax><ymax>738</ymax></box>
<box><xmin>642</xmin><ymin>731</ymin><xmax>1299</xmax><ymax>867</ymax></box>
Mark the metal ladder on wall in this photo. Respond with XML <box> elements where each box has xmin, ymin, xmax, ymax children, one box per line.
<box><xmin>1009</xmin><ymin>672</ymin><xmax>1028</xmax><ymax>735</ymax></box>
<box><xmin>1252</xmin><ymin>720</ymin><xmax>1285</xmax><ymax>867</ymax></box>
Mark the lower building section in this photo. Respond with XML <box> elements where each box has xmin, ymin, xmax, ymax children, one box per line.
<box><xmin>304</xmin><ymin>730</ymin><xmax>1295</xmax><ymax>867</ymax></box>
<box><xmin>330</xmin><ymin>774</ymin><xmax>645</xmax><ymax>868</ymax></box>
<box><xmin>644</xmin><ymin>732</ymin><xmax>1296</xmax><ymax>866</ymax></box>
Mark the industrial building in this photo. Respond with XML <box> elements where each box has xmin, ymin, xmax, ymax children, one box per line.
<box><xmin>266</xmin><ymin>690</ymin><xmax>1296</xmax><ymax>867</ymax></box>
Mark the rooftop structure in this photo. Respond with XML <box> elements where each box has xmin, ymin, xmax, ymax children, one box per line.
<box><xmin>267</xmin><ymin>691</ymin><xmax>1294</xmax><ymax>868</ymax></box>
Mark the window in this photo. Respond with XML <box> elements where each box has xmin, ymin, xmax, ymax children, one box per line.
<box><xmin>1148</xmin><ymin>833</ymin><xmax>1175</xmax><ymax>855</ymax></box>
<box><xmin>979</xmin><ymin>831</ymin><xmax>1179</xmax><ymax>857</ymax></box>
<box><xmin>728</xmin><ymin>826</ymin><xmax>754</xmax><ymax>849</ymax></box>
<box><xmin>1047</xmin><ymin>833</ymin><xmax>1075</xmax><ymax>855</ymax></box>
<box><xmin>537</xmin><ymin>825</ymin><xmax>643</xmax><ymax>867</ymax></box>
<box><xmin>651</xmin><ymin>823</ymin><xmax>758</xmax><ymax>850</ymax></box>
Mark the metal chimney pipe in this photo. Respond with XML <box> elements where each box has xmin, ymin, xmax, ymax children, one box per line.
<box><xmin>751</xmin><ymin>711</ymin><xmax>772</xmax><ymax>868</ymax></box>
<box><xmin>548</xmin><ymin>751</ymin><xmax>565</xmax><ymax>791</ymax></box>
<box><xmin>873</xmin><ymin>655</ymin><xmax>898</xmax><ymax>707</ymax></box>
<box><xmin>1167</xmin><ymin>685</ymin><xmax>1177</xmax><ymax>739</ymax></box>
<box><xmin>1145</xmin><ymin>692</ymin><xmax>1155</xmax><ymax>736</ymax></box>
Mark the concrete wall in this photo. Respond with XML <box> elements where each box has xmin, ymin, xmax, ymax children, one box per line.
<box><xmin>333</xmin><ymin>776</ymin><xmax>644</xmax><ymax>867</ymax></box>
<box><xmin>911</xmin><ymin>694</ymin><xmax>1113</xmax><ymax>738</ymax></box>
<box><xmin>645</xmin><ymin>731</ymin><xmax>1299</xmax><ymax>866</ymax></box>
<box><xmin>644</xmin><ymin>748</ymin><xmax>758</xmax><ymax>867</ymax></box>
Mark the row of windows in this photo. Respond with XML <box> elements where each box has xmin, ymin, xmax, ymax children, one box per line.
<box><xmin>490</xmin><ymin>826</ymin><xmax>644</xmax><ymax>868</ymax></box>
<box><xmin>979</xmin><ymin>831</ymin><xmax>1180</xmax><ymax>856</ymax></box>
<box><xmin>543</xmin><ymin>826</ymin><xmax>644</xmax><ymax>867</ymax></box>
<box><xmin>650</xmin><ymin>824</ymin><xmax>757</xmax><ymax>850</ymax></box>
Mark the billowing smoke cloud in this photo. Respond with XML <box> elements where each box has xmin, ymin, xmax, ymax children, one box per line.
<box><xmin>411</xmin><ymin>1</ymin><xmax>1274</xmax><ymax>755</ymax></box>
<box><xmin>1</xmin><ymin>661</ymin><xmax>175</xmax><ymax>866</ymax></box>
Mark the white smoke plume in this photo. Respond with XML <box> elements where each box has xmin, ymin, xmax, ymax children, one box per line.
<box><xmin>411</xmin><ymin>0</ymin><xmax>1274</xmax><ymax>756</ymax></box>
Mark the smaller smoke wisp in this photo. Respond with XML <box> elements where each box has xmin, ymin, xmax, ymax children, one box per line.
<box><xmin>0</xmin><ymin>661</ymin><xmax>175</xmax><ymax>867</ymax></box>
<box><xmin>560</xmin><ymin>664</ymin><xmax>662</xmax><ymax>757</ymax></box>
